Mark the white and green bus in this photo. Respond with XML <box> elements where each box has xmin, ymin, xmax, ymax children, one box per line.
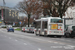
<box><xmin>34</xmin><ymin>17</ymin><xmax>64</xmax><ymax>37</ymax></box>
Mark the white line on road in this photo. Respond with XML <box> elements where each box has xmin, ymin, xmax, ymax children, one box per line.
<box><xmin>59</xmin><ymin>43</ymin><xmax>65</xmax><ymax>45</ymax></box>
<box><xmin>38</xmin><ymin>48</ymin><xmax>41</xmax><ymax>50</ymax></box>
<box><xmin>54</xmin><ymin>42</ymin><xmax>58</xmax><ymax>44</ymax></box>
<box><xmin>24</xmin><ymin>43</ymin><xmax>27</xmax><ymax>45</ymax></box>
<box><xmin>5</xmin><ymin>36</ymin><xmax>7</xmax><ymax>37</ymax></box>
<box><xmin>15</xmin><ymin>40</ymin><xmax>18</xmax><ymax>41</ymax></box>
<box><xmin>67</xmin><ymin>45</ymin><xmax>75</xmax><ymax>47</ymax></box>
<box><xmin>9</xmin><ymin>37</ymin><xmax>11</xmax><ymax>39</ymax></box>
<box><xmin>48</xmin><ymin>41</ymin><xmax>52</xmax><ymax>43</ymax></box>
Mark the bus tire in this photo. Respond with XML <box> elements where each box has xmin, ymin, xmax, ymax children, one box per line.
<box><xmin>35</xmin><ymin>31</ymin><xmax>38</xmax><ymax>36</ymax></box>
<box><xmin>65</xmin><ymin>33</ymin><xmax>70</xmax><ymax>38</ymax></box>
<box><xmin>35</xmin><ymin>34</ymin><xmax>38</xmax><ymax>36</ymax></box>
<box><xmin>44</xmin><ymin>31</ymin><xmax>47</xmax><ymax>37</ymax></box>
<box><xmin>70</xmin><ymin>35</ymin><xmax>74</xmax><ymax>38</ymax></box>
<box><xmin>71</xmin><ymin>36</ymin><xmax>74</xmax><ymax>38</ymax></box>
<box><xmin>39</xmin><ymin>31</ymin><xmax>41</xmax><ymax>36</ymax></box>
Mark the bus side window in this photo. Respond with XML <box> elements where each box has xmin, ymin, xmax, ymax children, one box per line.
<box><xmin>45</xmin><ymin>21</ymin><xmax>47</xmax><ymax>28</ymax></box>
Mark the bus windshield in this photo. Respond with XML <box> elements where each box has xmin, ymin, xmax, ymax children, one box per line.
<box><xmin>51</xmin><ymin>19</ymin><xmax>63</xmax><ymax>23</ymax></box>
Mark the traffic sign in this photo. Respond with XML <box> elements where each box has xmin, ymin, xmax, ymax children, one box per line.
<box><xmin>19</xmin><ymin>22</ymin><xmax>21</xmax><ymax>24</ymax></box>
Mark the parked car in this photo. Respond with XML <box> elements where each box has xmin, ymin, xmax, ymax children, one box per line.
<box><xmin>7</xmin><ymin>25</ymin><xmax>12</xmax><ymax>29</ymax></box>
<box><xmin>65</xmin><ymin>25</ymin><xmax>75</xmax><ymax>38</ymax></box>
<box><xmin>29</xmin><ymin>27</ymin><xmax>34</xmax><ymax>33</ymax></box>
<box><xmin>25</xmin><ymin>27</ymin><xmax>30</xmax><ymax>32</ymax></box>
<box><xmin>7</xmin><ymin>27</ymin><xmax>14</xmax><ymax>32</ymax></box>
<box><xmin>0</xmin><ymin>25</ymin><xmax>6</xmax><ymax>28</ymax></box>
<box><xmin>6</xmin><ymin>25</ymin><xmax>12</xmax><ymax>28</ymax></box>
<box><xmin>21</xmin><ymin>27</ymin><xmax>25</xmax><ymax>32</ymax></box>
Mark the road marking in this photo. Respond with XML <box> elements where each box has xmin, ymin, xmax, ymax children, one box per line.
<box><xmin>66</xmin><ymin>40</ymin><xmax>71</xmax><ymax>42</ymax></box>
<box><xmin>9</xmin><ymin>37</ymin><xmax>11</xmax><ymax>39</ymax></box>
<box><xmin>67</xmin><ymin>45</ymin><xmax>75</xmax><ymax>47</ymax></box>
<box><xmin>15</xmin><ymin>40</ymin><xmax>18</xmax><ymax>41</ymax></box>
<box><xmin>24</xmin><ymin>43</ymin><xmax>27</xmax><ymax>45</ymax></box>
<box><xmin>59</xmin><ymin>43</ymin><xmax>65</xmax><ymax>45</ymax></box>
<box><xmin>64</xmin><ymin>45</ymin><xmax>75</xmax><ymax>49</ymax></box>
<box><xmin>54</xmin><ymin>42</ymin><xmax>58</xmax><ymax>44</ymax></box>
<box><xmin>48</xmin><ymin>41</ymin><xmax>52</xmax><ymax>43</ymax></box>
<box><xmin>38</xmin><ymin>48</ymin><xmax>41</xmax><ymax>50</ymax></box>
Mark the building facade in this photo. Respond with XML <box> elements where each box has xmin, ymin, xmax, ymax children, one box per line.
<box><xmin>0</xmin><ymin>6</ymin><xmax>19</xmax><ymax>25</ymax></box>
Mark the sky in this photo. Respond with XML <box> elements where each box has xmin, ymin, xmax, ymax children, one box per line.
<box><xmin>0</xmin><ymin>0</ymin><xmax>23</xmax><ymax>8</ymax></box>
<box><xmin>0</xmin><ymin>0</ymin><xmax>26</xmax><ymax>16</ymax></box>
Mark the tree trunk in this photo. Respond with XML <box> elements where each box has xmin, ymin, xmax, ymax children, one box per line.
<box><xmin>60</xmin><ymin>13</ymin><xmax>62</xmax><ymax>18</ymax></box>
<box><xmin>59</xmin><ymin>2</ymin><xmax>62</xmax><ymax>18</ymax></box>
<box><xmin>28</xmin><ymin>14</ymin><xmax>30</xmax><ymax>27</ymax></box>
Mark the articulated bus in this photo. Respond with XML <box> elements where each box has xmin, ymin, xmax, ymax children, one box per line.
<box><xmin>34</xmin><ymin>17</ymin><xmax>64</xmax><ymax>37</ymax></box>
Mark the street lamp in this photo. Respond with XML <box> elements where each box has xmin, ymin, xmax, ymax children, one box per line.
<box><xmin>33</xmin><ymin>18</ymin><xmax>35</xmax><ymax>27</ymax></box>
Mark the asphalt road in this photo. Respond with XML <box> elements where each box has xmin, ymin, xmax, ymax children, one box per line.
<box><xmin>0</xmin><ymin>28</ymin><xmax>75</xmax><ymax>50</ymax></box>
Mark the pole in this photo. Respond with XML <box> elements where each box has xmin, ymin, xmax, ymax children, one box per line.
<box><xmin>1</xmin><ymin>0</ymin><xmax>6</xmax><ymax>25</ymax></box>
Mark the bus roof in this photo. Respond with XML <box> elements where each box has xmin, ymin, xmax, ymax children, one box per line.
<box><xmin>35</xmin><ymin>17</ymin><xmax>61</xmax><ymax>21</ymax></box>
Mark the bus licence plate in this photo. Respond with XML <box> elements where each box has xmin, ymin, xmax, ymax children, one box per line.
<box><xmin>54</xmin><ymin>31</ymin><xmax>59</xmax><ymax>33</ymax></box>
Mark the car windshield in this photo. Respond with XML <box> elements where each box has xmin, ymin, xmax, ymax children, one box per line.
<box><xmin>9</xmin><ymin>28</ymin><xmax>13</xmax><ymax>29</ymax></box>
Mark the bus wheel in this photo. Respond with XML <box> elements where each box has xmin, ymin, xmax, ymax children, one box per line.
<box><xmin>39</xmin><ymin>31</ymin><xmax>42</xmax><ymax>36</ymax></box>
<box><xmin>44</xmin><ymin>34</ymin><xmax>47</xmax><ymax>37</ymax></box>
<box><xmin>35</xmin><ymin>32</ymin><xmax>38</xmax><ymax>36</ymax></box>
<box><xmin>70</xmin><ymin>35</ymin><xmax>74</xmax><ymax>38</ymax></box>
<box><xmin>44</xmin><ymin>32</ymin><xmax>47</xmax><ymax>37</ymax></box>
<box><xmin>65</xmin><ymin>33</ymin><xmax>70</xmax><ymax>38</ymax></box>
<box><xmin>35</xmin><ymin>34</ymin><xmax>38</xmax><ymax>36</ymax></box>
<box><xmin>71</xmin><ymin>36</ymin><xmax>74</xmax><ymax>38</ymax></box>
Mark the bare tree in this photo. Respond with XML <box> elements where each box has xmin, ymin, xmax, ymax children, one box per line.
<box><xmin>42</xmin><ymin>0</ymin><xmax>74</xmax><ymax>18</ymax></box>
<box><xmin>16</xmin><ymin>0</ymin><xmax>43</xmax><ymax>27</ymax></box>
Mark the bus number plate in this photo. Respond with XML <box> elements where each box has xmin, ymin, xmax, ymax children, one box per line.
<box><xmin>54</xmin><ymin>31</ymin><xmax>59</xmax><ymax>33</ymax></box>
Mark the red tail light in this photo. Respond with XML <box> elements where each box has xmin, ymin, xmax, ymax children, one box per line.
<box><xmin>64</xmin><ymin>31</ymin><xmax>65</xmax><ymax>32</ymax></box>
<box><xmin>71</xmin><ymin>30</ymin><xmax>72</xmax><ymax>32</ymax></box>
<box><xmin>34</xmin><ymin>29</ymin><xmax>36</xmax><ymax>31</ymax></box>
<box><xmin>50</xmin><ymin>31</ymin><xmax>51</xmax><ymax>33</ymax></box>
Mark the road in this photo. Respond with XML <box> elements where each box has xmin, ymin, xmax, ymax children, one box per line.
<box><xmin>0</xmin><ymin>28</ymin><xmax>75</xmax><ymax>50</ymax></box>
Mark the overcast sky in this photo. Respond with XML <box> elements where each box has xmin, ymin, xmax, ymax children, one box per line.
<box><xmin>0</xmin><ymin>0</ymin><xmax>23</xmax><ymax>8</ymax></box>
<box><xmin>0</xmin><ymin>0</ymin><xmax>27</xmax><ymax>16</ymax></box>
